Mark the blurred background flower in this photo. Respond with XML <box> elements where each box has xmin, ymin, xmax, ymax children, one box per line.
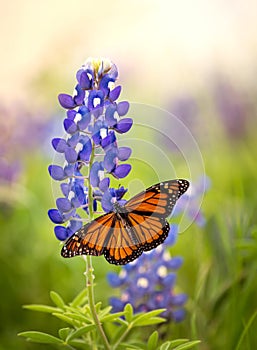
<box><xmin>108</xmin><ymin>225</ymin><xmax>187</xmax><ymax>322</ymax></box>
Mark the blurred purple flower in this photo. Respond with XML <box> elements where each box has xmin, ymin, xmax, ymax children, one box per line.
<box><xmin>107</xmin><ymin>224</ymin><xmax>187</xmax><ymax>322</ymax></box>
<box><xmin>48</xmin><ymin>58</ymin><xmax>133</xmax><ymax>240</ymax></box>
<box><xmin>213</xmin><ymin>77</ymin><xmax>252</xmax><ymax>140</ymax></box>
<box><xmin>0</xmin><ymin>104</ymin><xmax>48</xmax><ymax>186</ymax></box>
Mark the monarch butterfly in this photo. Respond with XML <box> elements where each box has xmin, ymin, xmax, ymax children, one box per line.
<box><xmin>61</xmin><ymin>179</ymin><xmax>189</xmax><ymax>265</ymax></box>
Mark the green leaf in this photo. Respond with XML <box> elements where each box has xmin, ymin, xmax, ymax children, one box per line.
<box><xmin>168</xmin><ymin>339</ymin><xmax>189</xmax><ymax>348</ymax></box>
<box><xmin>147</xmin><ymin>331</ymin><xmax>159</xmax><ymax>350</ymax></box>
<box><xmin>112</xmin><ymin>324</ymin><xmax>129</xmax><ymax>343</ymax></box>
<box><xmin>98</xmin><ymin>305</ymin><xmax>112</xmax><ymax>318</ymax></box>
<box><xmin>64</xmin><ymin>312</ymin><xmax>92</xmax><ymax>323</ymax></box>
<box><xmin>70</xmin><ymin>288</ymin><xmax>88</xmax><ymax>308</ymax></box>
<box><xmin>58</xmin><ymin>327</ymin><xmax>71</xmax><ymax>341</ymax></box>
<box><xmin>53</xmin><ymin>312</ymin><xmax>80</xmax><ymax>326</ymax></box>
<box><xmin>50</xmin><ymin>291</ymin><xmax>65</xmax><ymax>309</ymax></box>
<box><xmin>173</xmin><ymin>340</ymin><xmax>201</xmax><ymax>350</ymax></box>
<box><xmin>235</xmin><ymin>309</ymin><xmax>257</xmax><ymax>350</ymax></box>
<box><xmin>69</xmin><ymin>339</ymin><xmax>92</xmax><ymax>349</ymax></box>
<box><xmin>18</xmin><ymin>331</ymin><xmax>63</xmax><ymax>344</ymax></box>
<box><xmin>67</xmin><ymin>324</ymin><xmax>96</xmax><ymax>341</ymax></box>
<box><xmin>134</xmin><ymin>317</ymin><xmax>165</xmax><ymax>326</ymax></box>
<box><xmin>95</xmin><ymin>301</ymin><xmax>102</xmax><ymax>313</ymax></box>
<box><xmin>23</xmin><ymin>304</ymin><xmax>62</xmax><ymax>313</ymax></box>
<box><xmin>100</xmin><ymin>311</ymin><xmax>125</xmax><ymax>323</ymax></box>
<box><xmin>160</xmin><ymin>342</ymin><xmax>172</xmax><ymax>350</ymax></box>
<box><xmin>124</xmin><ymin>303</ymin><xmax>134</xmax><ymax>322</ymax></box>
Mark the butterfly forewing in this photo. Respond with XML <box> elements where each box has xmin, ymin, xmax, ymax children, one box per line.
<box><xmin>125</xmin><ymin>179</ymin><xmax>189</xmax><ymax>217</ymax></box>
<box><xmin>61</xmin><ymin>179</ymin><xmax>189</xmax><ymax>264</ymax></box>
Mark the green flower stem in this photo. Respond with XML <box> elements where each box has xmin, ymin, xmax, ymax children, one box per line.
<box><xmin>113</xmin><ymin>324</ymin><xmax>132</xmax><ymax>350</ymax></box>
<box><xmin>83</xmin><ymin>143</ymin><xmax>111</xmax><ymax>350</ymax></box>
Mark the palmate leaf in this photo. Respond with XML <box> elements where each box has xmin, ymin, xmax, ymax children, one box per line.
<box><xmin>18</xmin><ymin>331</ymin><xmax>63</xmax><ymax>344</ymax></box>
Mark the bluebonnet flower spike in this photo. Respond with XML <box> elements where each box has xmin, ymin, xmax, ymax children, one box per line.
<box><xmin>48</xmin><ymin>58</ymin><xmax>133</xmax><ymax>240</ymax></box>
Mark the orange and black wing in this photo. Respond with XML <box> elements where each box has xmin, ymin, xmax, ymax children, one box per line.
<box><xmin>105</xmin><ymin>179</ymin><xmax>190</xmax><ymax>263</ymax></box>
<box><xmin>61</xmin><ymin>179</ymin><xmax>189</xmax><ymax>265</ymax></box>
<box><xmin>61</xmin><ymin>212</ymin><xmax>115</xmax><ymax>258</ymax></box>
<box><xmin>125</xmin><ymin>179</ymin><xmax>189</xmax><ymax>217</ymax></box>
<box><xmin>120</xmin><ymin>179</ymin><xmax>190</xmax><ymax>254</ymax></box>
<box><xmin>61</xmin><ymin>211</ymin><xmax>144</xmax><ymax>264</ymax></box>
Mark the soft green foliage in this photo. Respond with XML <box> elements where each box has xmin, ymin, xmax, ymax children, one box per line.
<box><xmin>18</xmin><ymin>290</ymin><xmax>199</xmax><ymax>349</ymax></box>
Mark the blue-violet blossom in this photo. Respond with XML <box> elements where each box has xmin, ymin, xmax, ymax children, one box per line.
<box><xmin>108</xmin><ymin>225</ymin><xmax>187</xmax><ymax>322</ymax></box>
<box><xmin>48</xmin><ymin>58</ymin><xmax>133</xmax><ymax>240</ymax></box>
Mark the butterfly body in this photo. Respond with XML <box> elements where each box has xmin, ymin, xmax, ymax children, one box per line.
<box><xmin>61</xmin><ymin>179</ymin><xmax>189</xmax><ymax>265</ymax></box>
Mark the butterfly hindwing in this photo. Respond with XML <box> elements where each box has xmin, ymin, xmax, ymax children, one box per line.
<box><xmin>61</xmin><ymin>179</ymin><xmax>189</xmax><ymax>264</ymax></box>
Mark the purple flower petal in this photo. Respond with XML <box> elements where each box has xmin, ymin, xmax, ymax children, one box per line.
<box><xmin>99</xmin><ymin>177</ymin><xmax>110</xmax><ymax>192</ymax></box>
<box><xmin>112</xmin><ymin>164</ymin><xmax>131</xmax><ymax>179</ymax></box>
<box><xmin>63</xmin><ymin>118</ymin><xmax>78</xmax><ymax>134</ymax></box>
<box><xmin>67</xmin><ymin>110</ymin><xmax>77</xmax><ymax>120</ymax></box>
<box><xmin>117</xmin><ymin>147</ymin><xmax>132</xmax><ymax>161</ymax></box>
<box><xmin>77</xmin><ymin>70</ymin><xmax>91</xmax><ymax>89</ymax></box>
<box><xmin>69</xmin><ymin>218</ymin><xmax>83</xmax><ymax>234</ymax></box>
<box><xmin>166</xmin><ymin>257</ymin><xmax>183</xmax><ymax>269</ymax></box>
<box><xmin>48</xmin><ymin>165</ymin><xmax>65</xmax><ymax>181</ymax></box>
<box><xmin>67</xmin><ymin>133</ymin><xmax>80</xmax><ymax>148</ymax></box>
<box><xmin>52</xmin><ymin>138</ymin><xmax>68</xmax><ymax>153</ymax></box>
<box><xmin>117</xmin><ymin>101</ymin><xmax>129</xmax><ymax>116</ymax></box>
<box><xmin>103</xmin><ymin>150</ymin><xmax>117</xmax><ymax>172</ymax></box>
<box><xmin>162</xmin><ymin>273</ymin><xmax>176</xmax><ymax>288</ymax></box>
<box><xmin>79</xmin><ymin>136</ymin><xmax>92</xmax><ymax>162</ymax></box>
<box><xmin>109</xmin><ymin>86</ymin><xmax>121</xmax><ymax>101</ymax></box>
<box><xmin>61</xmin><ymin>183</ymin><xmax>70</xmax><ymax>196</ymax></box>
<box><xmin>101</xmin><ymin>190</ymin><xmax>113</xmax><ymax>212</ymax></box>
<box><xmin>114</xmin><ymin>118</ymin><xmax>133</xmax><ymax>133</ymax></box>
<box><xmin>65</xmin><ymin>147</ymin><xmax>77</xmax><ymax>163</ymax></box>
<box><xmin>56</xmin><ymin>197</ymin><xmax>72</xmax><ymax>213</ymax></box>
<box><xmin>48</xmin><ymin>209</ymin><xmax>64</xmax><ymax>224</ymax></box>
<box><xmin>64</xmin><ymin>164</ymin><xmax>75</xmax><ymax>177</ymax></box>
<box><xmin>170</xmin><ymin>293</ymin><xmax>188</xmax><ymax>306</ymax></box>
<box><xmin>109</xmin><ymin>297</ymin><xmax>126</xmax><ymax>313</ymax></box>
<box><xmin>107</xmin><ymin>272</ymin><xmax>124</xmax><ymax>287</ymax></box>
<box><xmin>99</xmin><ymin>75</ymin><xmax>115</xmax><ymax>96</ymax></box>
<box><xmin>105</xmin><ymin>104</ymin><xmax>118</xmax><ymax>127</ymax></box>
<box><xmin>73</xmin><ymin>84</ymin><xmax>85</xmax><ymax>105</ymax></box>
<box><xmin>77</xmin><ymin>110</ymin><xmax>91</xmax><ymax>130</ymax></box>
<box><xmin>88</xmin><ymin>90</ymin><xmax>104</xmax><ymax>111</ymax></box>
<box><xmin>101</xmin><ymin>131</ymin><xmax>116</xmax><ymax>150</ymax></box>
<box><xmin>89</xmin><ymin>161</ymin><xmax>103</xmax><ymax>187</ymax></box>
<box><xmin>171</xmin><ymin>309</ymin><xmax>186</xmax><ymax>323</ymax></box>
<box><xmin>54</xmin><ymin>226</ymin><xmax>69</xmax><ymax>241</ymax></box>
<box><xmin>58</xmin><ymin>93</ymin><xmax>76</xmax><ymax>109</ymax></box>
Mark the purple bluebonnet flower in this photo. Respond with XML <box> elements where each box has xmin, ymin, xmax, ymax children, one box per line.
<box><xmin>107</xmin><ymin>224</ymin><xmax>187</xmax><ymax>322</ymax></box>
<box><xmin>173</xmin><ymin>175</ymin><xmax>210</xmax><ymax>227</ymax></box>
<box><xmin>48</xmin><ymin>58</ymin><xmax>133</xmax><ymax>240</ymax></box>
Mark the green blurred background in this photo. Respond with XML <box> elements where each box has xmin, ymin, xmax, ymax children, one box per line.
<box><xmin>0</xmin><ymin>1</ymin><xmax>257</xmax><ymax>349</ymax></box>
